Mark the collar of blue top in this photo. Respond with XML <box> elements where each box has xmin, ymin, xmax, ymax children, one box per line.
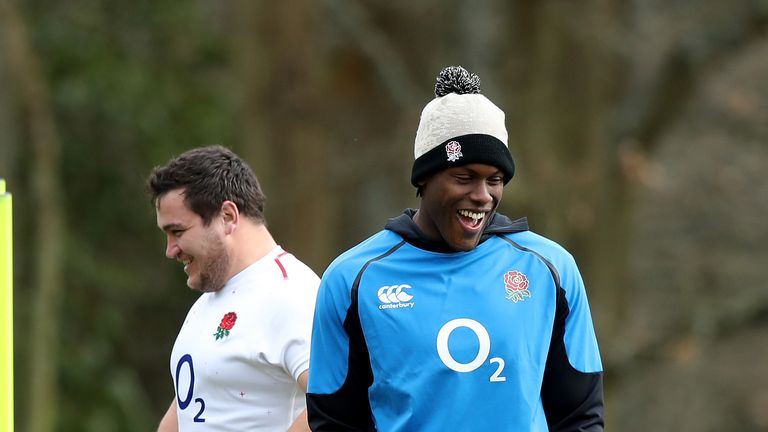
<box><xmin>384</xmin><ymin>209</ymin><xmax>529</xmax><ymax>253</ymax></box>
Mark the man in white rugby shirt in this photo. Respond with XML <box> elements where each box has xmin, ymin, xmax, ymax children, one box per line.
<box><xmin>147</xmin><ymin>145</ymin><xmax>319</xmax><ymax>431</ymax></box>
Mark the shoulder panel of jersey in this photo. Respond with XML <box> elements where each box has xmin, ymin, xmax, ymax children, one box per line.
<box><xmin>500</xmin><ymin>230</ymin><xmax>602</xmax><ymax>373</ymax></box>
<box><xmin>309</xmin><ymin>229</ymin><xmax>405</xmax><ymax>394</ymax></box>
<box><xmin>265</xmin><ymin>252</ymin><xmax>321</xmax><ymax>381</ymax></box>
<box><xmin>505</xmin><ymin>231</ymin><xmax>604</xmax><ymax>432</ymax></box>
<box><xmin>308</xmin><ymin>230</ymin><xmax>406</xmax><ymax>431</ymax></box>
<box><xmin>501</xmin><ymin>231</ymin><xmax>604</xmax><ymax>431</ymax></box>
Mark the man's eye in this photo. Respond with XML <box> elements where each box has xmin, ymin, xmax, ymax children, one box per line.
<box><xmin>488</xmin><ymin>176</ymin><xmax>503</xmax><ymax>185</ymax></box>
<box><xmin>454</xmin><ymin>176</ymin><xmax>471</xmax><ymax>183</ymax></box>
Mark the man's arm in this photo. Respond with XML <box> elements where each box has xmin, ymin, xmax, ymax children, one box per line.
<box><xmin>157</xmin><ymin>399</ymin><xmax>178</xmax><ymax>432</ymax></box>
<box><xmin>306</xmin><ymin>270</ymin><xmax>376</xmax><ymax>431</ymax></box>
<box><xmin>287</xmin><ymin>370</ymin><xmax>310</xmax><ymax>432</ymax></box>
<box><xmin>542</xmin><ymin>257</ymin><xmax>604</xmax><ymax>431</ymax></box>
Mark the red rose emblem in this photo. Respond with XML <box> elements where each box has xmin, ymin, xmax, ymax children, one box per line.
<box><xmin>504</xmin><ymin>271</ymin><xmax>529</xmax><ymax>291</ymax></box>
<box><xmin>504</xmin><ymin>271</ymin><xmax>531</xmax><ymax>303</ymax></box>
<box><xmin>445</xmin><ymin>141</ymin><xmax>463</xmax><ymax>162</ymax></box>
<box><xmin>214</xmin><ymin>312</ymin><xmax>237</xmax><ymax>340</ymax></box>
<box><xmin>219</xmin><ymin>312</ymin><xmax>237</xmax><ymax>330</ymax></box>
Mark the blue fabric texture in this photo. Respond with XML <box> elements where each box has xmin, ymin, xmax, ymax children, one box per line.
<box><xmin>307</xmin><ymin>211</ymin><xmax>603</xmax><ymax>432</ymax></box>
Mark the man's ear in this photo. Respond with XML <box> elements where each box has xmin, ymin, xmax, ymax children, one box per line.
<box><xmin>220</xmin><ymin>201</ymin><xmax>239</xmax><ymax>234</ymax></box>
<box><xmin>416</xmin><ymin>181</ymin><xmax>427</xmax><ymax>198</ymax></box>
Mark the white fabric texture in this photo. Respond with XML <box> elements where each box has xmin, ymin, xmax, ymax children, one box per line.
<box><xmin>170</xmin><ymin>246</ymin><xmax>320</xmax><ymax>431</ymax></box>
<box><xmin>414</xmin><ymin>92</ymin><xmax>508</xmax><ymax>159</ymax></box>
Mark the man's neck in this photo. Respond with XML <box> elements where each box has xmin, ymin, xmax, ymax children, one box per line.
<box><xmin>227</xmin><ymin>221</ymin><xmax>277</xmax><ymax>280</ymax></box>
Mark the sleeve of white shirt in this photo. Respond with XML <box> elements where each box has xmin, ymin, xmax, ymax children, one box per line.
<box><xmin>268</xmin><ymin>274</ymin><xmax>319</xmax><ymax>381</ymax></box>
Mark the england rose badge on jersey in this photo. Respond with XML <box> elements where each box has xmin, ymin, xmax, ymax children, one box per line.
<box><xmin>213</xmin><ymin>311</ymin><xmax>237</xmax><ymax>340</ymax></box>
<box><xmin>504</xmin><ymin>271</ymin><xmax>531</xmax><ymax>303</ymax></box>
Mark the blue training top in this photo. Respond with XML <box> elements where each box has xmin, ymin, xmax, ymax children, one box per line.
<box><xmin>307</xmin><ymin>210</ymin><xmax>604</xmax><ymax>431</ymax></box>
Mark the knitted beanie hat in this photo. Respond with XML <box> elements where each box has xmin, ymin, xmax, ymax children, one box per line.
<box><xmin>411</xmin><ymin>66</ymin><xmax>515</xmax><ymax>186</ymax></box>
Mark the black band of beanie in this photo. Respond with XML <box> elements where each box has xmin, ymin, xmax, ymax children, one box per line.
<box><xmin>410</xmin><ymin>134</ymin><xmax>515</xmax><ymax>187</ymax></box>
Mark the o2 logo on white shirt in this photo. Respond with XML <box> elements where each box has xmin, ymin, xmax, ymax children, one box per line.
<box><xmin>436</xmin><ymin>319</ymin><xmax>507</xmax><ymax>382</ymax></box>
<box><xmin>175</xmin><ymin>354</ymin><xmax>206</xmax><ymax>422</ymax></box>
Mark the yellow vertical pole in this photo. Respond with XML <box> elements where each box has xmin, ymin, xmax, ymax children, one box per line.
<box><xmin>0</xmin><ymin>178</ymin><xmax>13</xmax><ymax>432</ymax></box>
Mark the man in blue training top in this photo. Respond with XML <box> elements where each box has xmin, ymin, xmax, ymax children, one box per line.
<box><xmin>307</xmin><ymin>66</ymin><xmax>604</xmax><ymax>431</ymax></box>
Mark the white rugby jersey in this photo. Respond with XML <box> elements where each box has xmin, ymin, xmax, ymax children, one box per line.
<box><xmin>170</xmin><ymin>246</ymin><xmax>319</xmax><ymax>431</ymax></box>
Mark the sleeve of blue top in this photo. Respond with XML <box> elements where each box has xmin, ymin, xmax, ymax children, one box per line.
<box><xmin>541</xmin><ymin>251</ymin><xmax>604</xmax><ymax>431</ymax></box>
<box><xmin>306</xmin><ymin>263</ymin><xmax>376</xmax><ymax>431</ymax></box>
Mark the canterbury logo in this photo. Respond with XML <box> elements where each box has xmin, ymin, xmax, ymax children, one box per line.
<box><xmin>377</xmin><ymin>284</ymin><xmax>415</xmax><ymax>310</ymax></box>
<box><xmin>378</xmin><ymin>284</ymin><xmax>413</xmax><ymax>303</ymax></box>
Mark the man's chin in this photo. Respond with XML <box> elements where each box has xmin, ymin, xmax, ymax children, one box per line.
<box><xmin>187</xmin><ymin>278</ymin><xmax>225</xmax><ymax>293</ymax></box>
<box><xmin>186</xmin><ymin>278</ymin><xmax>206</xmax><ymax>293</ymax></box>
<box><xmin>448</xmin><ymin>231</ymin><xmax>485</xmax><ymax>252</ymax></box>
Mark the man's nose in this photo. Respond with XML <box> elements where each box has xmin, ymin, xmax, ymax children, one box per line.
<box><xmin>165</xmin><ymin>237</ymin><xmax>179</xmax><ymax>259</ymax></box>
<box><xmin>468</xmin><ymin>181</ymin><xmax>493</xmax><ymax>204</ymax></box>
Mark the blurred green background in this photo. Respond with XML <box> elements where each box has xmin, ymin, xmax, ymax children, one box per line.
<box><xmin>2</xmin><ymin>0</ymin><xmax>768</xmax><ymax>431</ymax></box>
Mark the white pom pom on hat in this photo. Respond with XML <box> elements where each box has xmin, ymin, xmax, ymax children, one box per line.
<box><xmin>411</xmin><ymin>66</ymin><xmax>515</xmax><ymax>187</ymax></box>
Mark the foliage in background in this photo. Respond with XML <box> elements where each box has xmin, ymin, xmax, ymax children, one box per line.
<box><xmin>1</xmin><ymin>0</ymin><xmax>768</xmax><ymax>430</ymax></box>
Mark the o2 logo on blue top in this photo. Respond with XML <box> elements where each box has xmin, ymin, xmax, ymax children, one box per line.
<box><xmin>175</xmin><ymin>354</ymin><xmax>206</xmax><ymax>422</ymax></box>
<box><xmin>436</xmin><ymin>319</ymin><xmax>507</xmax><ymax>382</ymax></box>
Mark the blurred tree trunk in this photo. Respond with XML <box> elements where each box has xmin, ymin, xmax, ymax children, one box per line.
<box><xmin>507</xmin><ymin>0</ymin><xmax>629</xmax><ymax>340</ymax></box>
<box><xmin>230</xmin><ymin>0</ymin><xmax>337</xmax><ymax>272</ymax></box>
<box><xmin>230</xmin><ymin>0</ymin><xmax>271</xmax><ymax>183</ymax></box>
<box><xmin>572</xmin><ymin>0</ymin><xmax>631</xmax><ymax>344</ymax></box>
<box><xmin>0</xmin><ymin>1</ymin><xmax>63</xmax><ymax>431</ymax></box>
<box><xmin>458</xmin><ymin>0</ymin><xmax>506</xmax><ymax>79</ymax></box>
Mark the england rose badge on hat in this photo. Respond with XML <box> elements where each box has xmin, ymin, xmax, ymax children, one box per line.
<box><xmin>445</xmin><ymin>141</ymin><xmax>463</xmax><ymax>162</ymax></box>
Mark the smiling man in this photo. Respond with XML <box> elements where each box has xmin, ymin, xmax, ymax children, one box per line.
<box><xmin>147</xmin><ymin>146</ymin><xmax>319</xmax><ymax>432</ymax></box>
<box><xmin>307</xmin><ymin>67</ymin><xmax>604</xmax><ymax>431</ymax></box>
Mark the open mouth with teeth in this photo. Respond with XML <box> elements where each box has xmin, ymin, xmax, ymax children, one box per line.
<box><xmin>181</xmin><ymin>257</ymin><xmax>193</xmax><ymax>273</ymax></box>
<box><xmin>457</xmin><ymin>209</ymin><xmax>487</xmax><ymax>231</ymax></box>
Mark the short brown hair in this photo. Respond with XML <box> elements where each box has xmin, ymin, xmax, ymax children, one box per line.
<box><xmin>146</xmin><ymin>145</ymin><xmax>266</xmax><ymax>225</ymax></box>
